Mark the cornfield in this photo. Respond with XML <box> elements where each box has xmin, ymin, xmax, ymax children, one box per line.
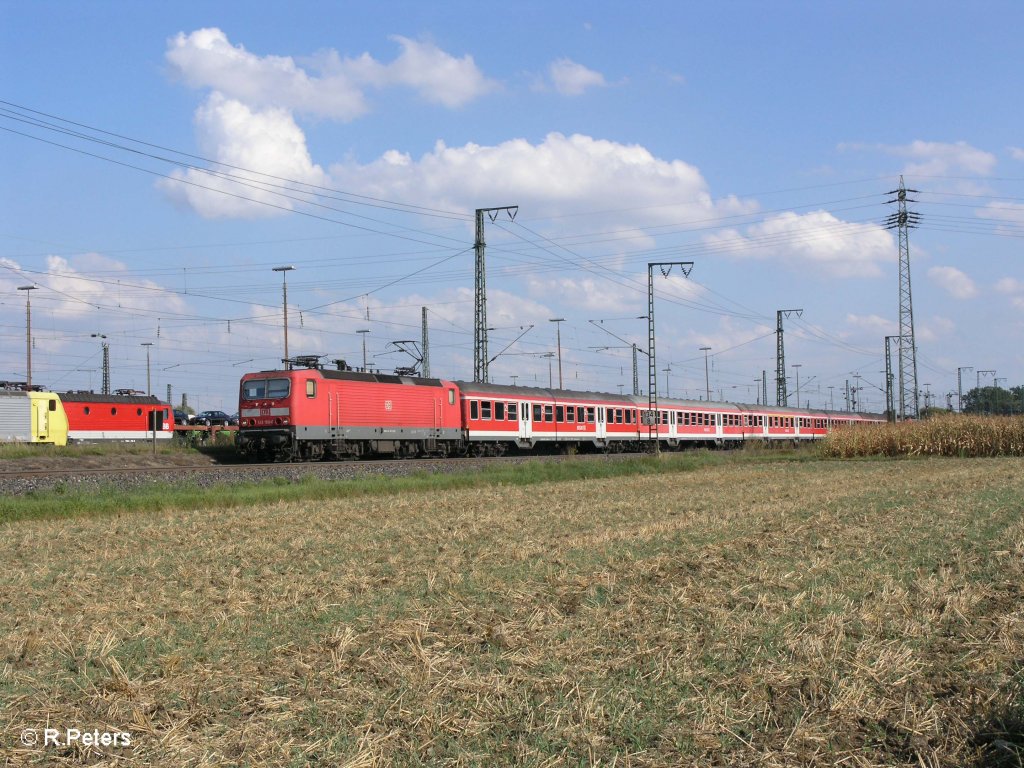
<box><xmin>821</xmin><ymin>413</ymin><xmax>1024</xmax><ymax>457</ymax></box>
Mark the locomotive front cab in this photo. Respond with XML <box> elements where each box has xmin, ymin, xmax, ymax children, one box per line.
<box><xmin>236</xmin><ymin>374</ymin><xmax>295</xmax><ymax>459</ymax></box>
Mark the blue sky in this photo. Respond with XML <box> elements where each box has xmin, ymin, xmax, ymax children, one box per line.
<box><xmin>2</xmin><ymin>1</ymin><xmax>1022</xmax><ymax>413</ymax></box>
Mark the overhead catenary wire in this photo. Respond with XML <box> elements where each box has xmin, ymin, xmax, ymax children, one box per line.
<box><xmin>4</xmin><ymin>100</ymin><xmax>1015</xmax><ymax>398</ymax></box>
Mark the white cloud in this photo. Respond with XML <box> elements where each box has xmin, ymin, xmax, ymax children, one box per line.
<box><xmin>328</xmin><ymin>132</ymin><xmax>745</xmax><ymax>227</ymax></box>
<box><xmin>704</xmin><ymin>211</ymin><xmax>895</xmax><ymax>278</ymax></box>
<box><xmin>927</xmin><ymin>266</ymin><xmax>978</xmax><ymax>299</ymax></box>
<box><xmin>548</xmin><ymin>58</ymin><xmax>607</xmax><ymax>96</ymax></box>
<box><xmin>917</xmin><ymin>315</ymin><xmax>955</xmax><ymax>343</ymax></box>
<box><xmin>158</xmin><ymin>94</ymin><xmax>328</xmax><ymax>218</ymax></box>
<box><xmin>1010</xmin><ymin>147</ymin><xmax>1024</xmax><ymax>161</ymax></box>
<box><xmin>841</xmin><ymin>140</ymin><xmax>997</xmax><ymax>195</ymax></box>
<box><xmin>526</xmin><ymin>274</ymin><xmax>626</xmax><ymax>312</ymax></box>
<box><xmin>899</xmin><ymin>140</ymin><xmax>996</xmax><ymax>177</ymax></box>
<box><xmin>166</xmin><ymin>29</ymin><xmax>495</xmax><ymax>118</ymax></box>
<box><xmin>46</xmin><ymin>255</ymin><xmax>190</xmax><ymax>320</ymax></box>
<box><xmin>846</xmin><ymin>313</ymin><xmax>897</xmax><ymax>335</ymax></box>
<box><xmin>0</xmin><ymin>254</ymin><xmax>188</xmax><ymax>325</ymax></box>
<box><xmin>852</xmin><ymin>140</ymin><xmax>997</xmax><ymax>178</ymax></box>
<box><xmin>378</xmin><ymin>36</ymin><xmax>498</xmax><ymax>107</ymax></box>
<box><xmin>977</xmin><ymin>201</ymin><xmax>1024</xmax><ymax>227</ymax></box>
<box><xmin>996</xmin><ymin>277</ymin><xmax>1024</xmax><ymax>294</ymax></box>
<box><xmin>167</xmin><ymin>28</ymin><xmax>369</xmax><ymax>120</ymax></box>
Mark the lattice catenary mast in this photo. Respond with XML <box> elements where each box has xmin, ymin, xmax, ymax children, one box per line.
<box><xmin>647</xmin><ymin>261</ymin><xmax>694</xmax><ymax>450</ymax></box>
<box><xmin>775</xmin><ymin>309</ymin><xmax>802</xmax><ymax>406</ymax></box>
<box><xmin>885</xmin><ymin>177</ymin><xmax>922</xmax><ymax>420</ymax></box>
<box><xmin>473</xmin><ymin>206</ymin><xmax>518</xmax><ymax>383</ymax></box>
<box><xmin>421</xmin><ymin>306</ymin><xmax>430</xmax><ymax>378</ymax></box>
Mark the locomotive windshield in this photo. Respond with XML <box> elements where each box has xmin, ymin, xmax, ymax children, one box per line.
<box><xmin>242</xmin><ymin>378</ymin><xmax>291</xmax><ymax>400</ymax></box>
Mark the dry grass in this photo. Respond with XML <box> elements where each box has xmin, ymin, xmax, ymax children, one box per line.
<box><xmin>1</xmin><ymin>457</ymin><xmax>1023</xmax><ymax>766</ymax></box>
<box><xmin>822</xmin><ymin>414</ymin><xmax>1024</xmax><ymax>457</ymax></box>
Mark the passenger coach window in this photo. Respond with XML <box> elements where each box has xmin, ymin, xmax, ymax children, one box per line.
<box><xmin>495</xmin><ymin>402</ymin><xmax>505</xmax><ymax>420</ymax></box>
<box><xmin>507</xmin><ymin>402</ymin><xmax>517</xmax><ymax>420</ymax></box>
<box><xmin>577</xmin><ymin>406</ymin><xmax>585</xmax><ymax>422</ymax></box>
<box><xmin>566</xmin><ymin>407</ymin><xmax>575</xmax><ymax>423</ymax></box>
<box><xmin>556</xmin><ymin>406</ymin><xmax>564</xmax><ymax>422</ymax></box>
<box><xmin>533</xmin><ymin>404</ymin><xmax>542</xmax><ymax>421</ymax></box>
<box><xmin>481</xmin><ymin>401</ymin><xmax>492</xmax><ymax>420</ymax></box>
<box><xmin>544</xmin><ymin>405</ymin><xmax>553</xmax><ymax>422</ymax></box>
<box><xmin>470</xmin><ymin>401</ymin><xmax>479</xmax><ymax>420</ymax></box>
<box><xmin>586</xmin><ymin>407</ymin><xmax>595</xmax><ymax>423</ymax></box>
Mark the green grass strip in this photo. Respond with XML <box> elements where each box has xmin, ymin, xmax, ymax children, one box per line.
<box><xmin>0</xmin><ymin>451</ymin><xmax>761</xmax><ymax>524</ymax></box>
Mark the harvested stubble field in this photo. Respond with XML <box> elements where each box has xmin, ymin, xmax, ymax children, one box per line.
<box><xmin>2</xmin><ymin>456</ymin><xmax>1023</xmax><ymax>767</ymax></box>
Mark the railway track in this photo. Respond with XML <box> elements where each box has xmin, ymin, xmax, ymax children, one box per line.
<box><xmin>0</xmin><ymin>451</ymin><xmax>646</xmax><ymax>496</ymax></box>
<box><xmin>0</xmin><ymin>452</ymin><xmax>629</xmax><ymax>478</ymax></box>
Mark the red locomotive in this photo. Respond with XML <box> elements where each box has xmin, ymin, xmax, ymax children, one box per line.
<box><xmin>60</xmin><ymin>391</ymin><xmax>174</xmax><ymax>443</ymax></box>
<box><xmin>237</xmin><ymin>361</ymin><xmax>882</xmax><ymax>462</ymax></box>
<box><xmin>237</xmin><ymin>366</ymin><xmax>462</xmax><ymax>461</ymax></box>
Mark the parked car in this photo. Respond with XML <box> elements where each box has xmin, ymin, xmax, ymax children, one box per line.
<box><xmin>173</xmin><ymin>409</ymin><xmax>190</xmax><ymax>426</ymax></box>
<box><xmin>228</xmin><ymin>412</ymin><xmax>239</xmax><ymax>426</ymax></box>
<box><xmin>190</xmin><ymin>410</ymin><xmax>232</xmax><ymax>427</ymax></box>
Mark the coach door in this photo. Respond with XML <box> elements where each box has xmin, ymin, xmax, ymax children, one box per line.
<box><xmin>519</xmin><ymin>400</ymin><xmax>531</xmax><ymax>440</ymax></box>
<box><xmin>595</xmin><ymin>406</ymin><xmax>607</xmax><ymax>440</ymax></box>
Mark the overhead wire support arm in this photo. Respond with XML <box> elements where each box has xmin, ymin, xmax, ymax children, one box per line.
<box><xmin>473</xmin><ymin>205</ymin><xmax>519</xmax><ymax>383</ymax></box>
<box><xmin>487</xmin><ymin>324</ymin><xmax>535</xmax><ymax>365</ymax></box>
<box><xmin>589</xmin><ymin>318</ymin><xmax>650</xmax><ymax>396</ymax></box>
